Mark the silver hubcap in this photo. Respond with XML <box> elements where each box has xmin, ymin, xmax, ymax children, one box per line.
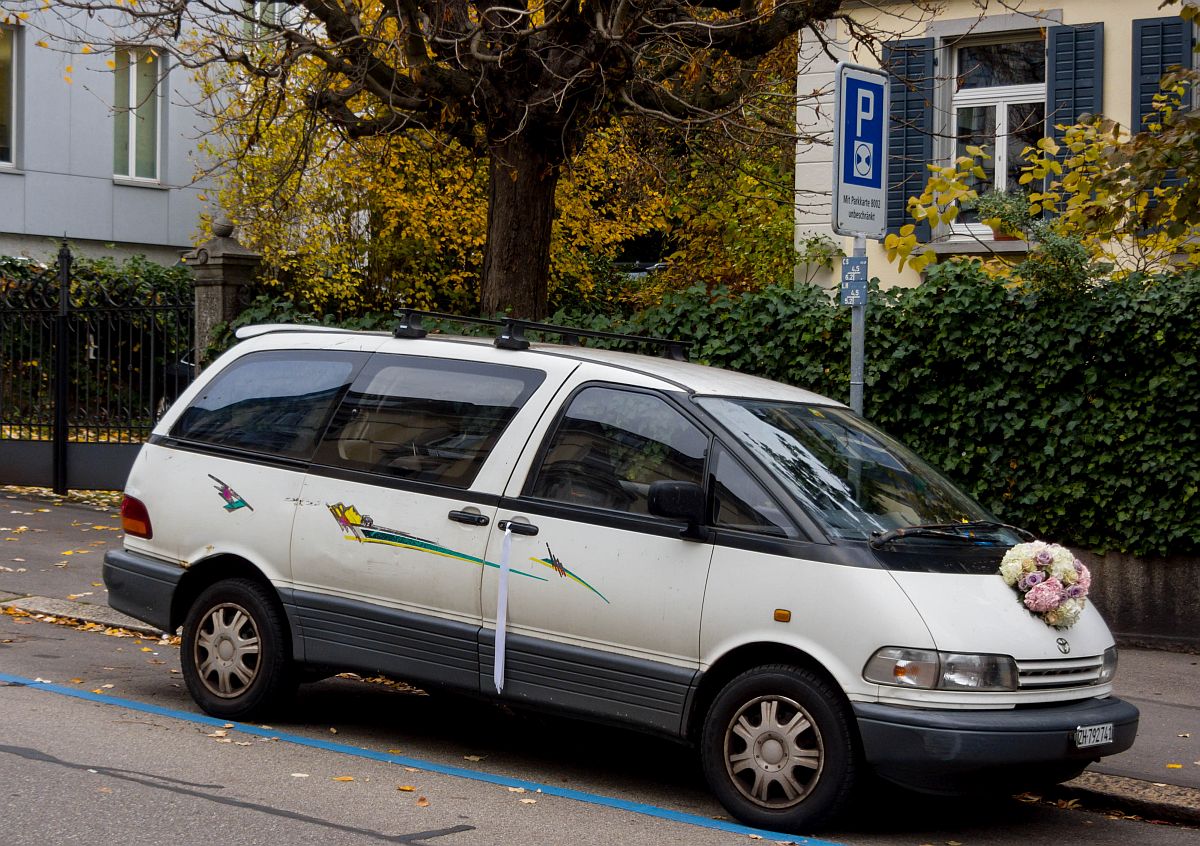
<box><xmin>724</xmin><ymin>695</ymin><xmax>824</xmax><ymax>809</ymax></box>
<box><xmin>194</xmin><ymin>602</ymin><xmax>261</xmax><ymax>698</ymax></box>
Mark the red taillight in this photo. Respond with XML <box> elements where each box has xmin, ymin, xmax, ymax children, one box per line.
<box><xmin>121</xmin><ymin>495</ymin><xmax>153</xmax><ymax>539</ymax></box>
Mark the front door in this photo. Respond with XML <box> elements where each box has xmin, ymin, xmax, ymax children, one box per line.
<box><xmin>480</xmin><ymin>382</ymin><xmax>714</xmax><ymax>733</ymax></box>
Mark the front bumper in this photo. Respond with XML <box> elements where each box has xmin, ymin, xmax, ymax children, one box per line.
<box><xmin>854</xmin><ymin>695</ymin><xmax>1139</xmax><ymax>791</ymax></box>
<box><xmin>102</xmin><ymin>549</ymin><xmax>184</xmax><ymax>633</ymax></box>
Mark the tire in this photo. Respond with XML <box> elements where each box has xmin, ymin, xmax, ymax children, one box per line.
<box><xmin>700</xmin><ymin>664</ymin><xmax>859</xmax><ymax>832</ymax></box>
<box><xmin>181</xmin><ymin>578</ymin><xmax>295</xmax><ymax>720</ymax></box>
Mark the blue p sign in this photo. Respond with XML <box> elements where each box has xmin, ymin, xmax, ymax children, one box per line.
<box><xmin>842</xmin><ymin>77</ymin><xmax>884</xmax><ymax>190</ymax></box>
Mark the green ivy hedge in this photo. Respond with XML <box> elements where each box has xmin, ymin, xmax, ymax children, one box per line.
<box><xmin>220</xmin><ymin>262</ymin><xmax>1199</xmax><ymax>557</ymax></box>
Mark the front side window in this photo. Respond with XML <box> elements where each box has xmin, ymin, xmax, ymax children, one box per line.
<box><xmin>697</xmin><ymin>399</ymin><xmax>1009</xmax><ymax>542</ymax></box>
<box><xmin>113</xmin><ymin>48</ymin><xmax>161</xmax><ymax>180</ymax></box>
<box><xmin>314</xmin><ymin>355</ymin><xmax>544</xmax><ymax>488</ymax></box>
<box><xmin>710</xmin><ymin>447</ymin><xmax>798</xmax><ymax>538</ymax></box>
<box><xmin>172</xmin><ymin>350</ymin><xmax>362</xmax><ymax>459</ymax></box>
<box><xmin>1</xmin><ymin>27</ymin><xmax>14</xmax><ymax>165</ymax></box>
<box><xmin>528</xmin><ymin>386</ymin><xmax>708</xmax><ymax>515</ymax></box>
<box><xmin>951</xmin><ymin>36</ymin><xmax>1046</xmax><ymax>233</ymax></box>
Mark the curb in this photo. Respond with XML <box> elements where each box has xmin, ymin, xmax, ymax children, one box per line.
<box><xmin>1051</xmin><ymin>772</ymin><xmax>1200</xmax><ymax>827</ymax></box>
<box><xmin>0</xmin><ymin>595</ymin><xmax>163</xmax><ymax>636</ymax></box>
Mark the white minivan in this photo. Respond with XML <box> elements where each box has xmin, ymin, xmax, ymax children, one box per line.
<box><xmin>104</xmin><ymin>315</ymin><xmax>1137</xmax><ymax>832</ymax></box>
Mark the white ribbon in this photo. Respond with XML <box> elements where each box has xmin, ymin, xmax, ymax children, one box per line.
<box><xmin>493</xmin><ymin>523</ymin><xmax>513</xmax><ymax>694</ymax></box>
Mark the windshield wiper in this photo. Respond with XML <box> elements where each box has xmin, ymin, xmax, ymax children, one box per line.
<box><xmin>869</xmin><ymin>521</ymin><xmax>1034</xmax><ymax>549</ymax></box>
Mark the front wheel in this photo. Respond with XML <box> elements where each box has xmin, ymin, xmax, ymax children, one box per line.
<box><xmin>700</xmin><ymin>664</ymin><xmax>859</xmax><ymax>832</ymax></box>
<box><xmin>181</xmin><ymin>578</ymin><xmax>294</xmax><ymax>720</ymax></box>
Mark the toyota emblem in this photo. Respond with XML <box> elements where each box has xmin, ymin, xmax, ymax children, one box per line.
<box><xmin>1056</xmin><ymin>637</ymin><xmax>1071</xmax><ymax>655</ymax></box>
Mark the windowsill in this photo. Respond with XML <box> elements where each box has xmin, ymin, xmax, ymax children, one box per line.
<box><xmin>928</xmin><ymin>237</ymin><xmax>1030</xmax><ymax>256</ymax></box>
<box><xmin>0</xmin><ymin>164</ymin><xmax>22</xmax><ymax>175</ymax></box>
<box><xmin>112</xmin><ymin>177</ymin><xmax>169</xmax><ymax>190</ymax></box>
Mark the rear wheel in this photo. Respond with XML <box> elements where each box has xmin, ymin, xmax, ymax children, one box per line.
<box><xmin>701</xmin><ymin>664</ymin><xmax>858</xmax><ymax>832</ymax></box>
<box><xmin>181</xmin><ymin>578</ymin><xmax>294</xmax><ymax>719</ymax></box>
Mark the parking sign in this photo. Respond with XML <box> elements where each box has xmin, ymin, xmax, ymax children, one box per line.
<box><xmin>832</xmin><ymin>63</ymin><xmax>888</xmax><ymax>239</ymax></box>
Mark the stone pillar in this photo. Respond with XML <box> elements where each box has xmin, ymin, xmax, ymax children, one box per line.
<box><xmin>184</xmin><ymin>220</ymin><xmax>261</xmax><ymax>368</ymax></box>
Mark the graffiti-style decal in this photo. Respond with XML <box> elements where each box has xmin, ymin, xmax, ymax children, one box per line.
<box><xmin>210</xmin><ymin>475</ymin><xmax>253</xmax><ymax>512</ymax></box>
<box><xmin>327</xmin><ymin>503</ymin><xmax>548</xmax><ymax>583</ymax></box>
<box><xmin>326</xmin><ymin>503</ymin><xmax>609</xmax><ymax>602</ymax></box>
<box><xmin>528</xmin><ymin>544</ymin><xmax>610</xmax><ymax>604</ymax></box>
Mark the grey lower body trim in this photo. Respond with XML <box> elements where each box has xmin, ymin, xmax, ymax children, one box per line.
<box><xmin>102</xmin><ymin>549</ymin><xmax>184</xmax><ymax>633</ymax></box>
<box><xmin>480</xmin><ymin>630</ymin><xmax>697</xmax><ymax>736</ymax></box>
<box><xmin>287</xmin><ymin>591</ymin><xmax>479</xmax><ymax>691</ymax></box>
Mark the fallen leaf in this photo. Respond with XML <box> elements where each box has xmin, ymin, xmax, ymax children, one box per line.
<box><xmin>70</xmin><ymin>678</ymin><xmax>83</xmax><ymax>684</ymax></box>
<box><xmin>463</xmin><ymin>755</ymin><xmax>485</xmax><ymax>762</ymax></box>
<box><xmin>101</xmin><ymin>684</ymin><xmax>113</xmax><ymax>689</ymax></box>
<box><xmin>140</xmin><ymin>647</ymin><xmax>153</xmax><ymax>652</ymax></box>
<box><xmin>234</xmin><ymin>741</ymin><xmax>252</xmax><ymax>747</ymax></box>
<box><xmin>332</xmin><ymin>776</ymin><xmax>354</xmax><ymax>782</ymax></box>
<box><xmin>1167</xmin><ymin>763</ymin><xmax>1183</xmax><ymax>769</ymax></box>
<box><xmin>329</xmin><ymin>727</ymin><xmax>338</xmax><ymax>734</ymax></box>
<box><xmin>416</xmin><ymin>796</ymin><xmax>430</xmax><ymax>807</ymax></box>
<box><xmin>1179</xmin><ymin>733</ymin><xmax>1191</xmax><ymax>738</ymax></box>
<box><xmin>519</xmin><ymin>798</ymin><xmax>537</xmax><ymax>805</ymax></box>
<box><xmin>947</xmin><ymin>842</ymin><xmax>963</xmax><ymax>846</ymax></box>
<box><xmin>507</xmin><ymin>787</ymin><xmax>526</xmax><ymax>793</ymax></box>
<box><xmin>403</xmin><ymin>767</ymin><xmax>419</xmax><ymax>773</ymax></box>
<box><xmin>291</xmin><ymin>773</ymin><xmax>310</xmax><ymax>778</ymax></box>
<box><xmin>397</xmin><ymin>785</ymin><xmax>416</xmax><ymax>792</ymax></box>
<box><xmin>223</xmin><ymin>723</ymin><xmax>234</xmax><ymax>728</ymax></box>
<box><xmin>207</xmin><ymin>730</ymin><xmax>229</xmax><ymax>738</ymax></box>
<box><xmin>387</xmin><ymin>749</ymin><xmax>403</xmax><ymax>754</ymax></box>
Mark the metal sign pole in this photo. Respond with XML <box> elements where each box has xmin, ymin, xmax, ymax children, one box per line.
<box><xmin>849</xmin><ymin>236</ymin><xmax>866</xmax><ymax>416</ymax></box>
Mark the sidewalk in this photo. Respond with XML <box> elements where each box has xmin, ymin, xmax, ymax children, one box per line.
<box><xmin>1</xmin><ymin>486</ymin><xmax>1197</xmax><ymax>825</ymax></box>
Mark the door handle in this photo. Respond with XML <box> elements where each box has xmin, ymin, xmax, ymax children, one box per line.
<box><xmin>448</xmin><ymin>510</ymin><xmax>489</xmax><ymax>527</ymax></box>
<box><xmin>497</xmin><ymin>520</ymin><xmax>539</xmax><ymax>536</ymax></box>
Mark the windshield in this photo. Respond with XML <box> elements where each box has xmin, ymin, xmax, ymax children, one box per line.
<box><xmin>696</xmin><ymin>398</ymin><xmax>1013</xmax><ymax>542</ymax></box>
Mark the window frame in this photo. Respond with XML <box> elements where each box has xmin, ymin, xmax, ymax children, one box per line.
<box><xmin>112</xmin><ymin>46</ymin><xmax>164</xmax><ymax>182</ymax></box>
<box><xmin>940</xmin><ymin>32</ymin><xmax>1048</xmax><ymax>240</ymax></box>
<box><xmin>0</xmin><ymin>25</ymin><xmax>16</xmax><ymax>167</ymax></box>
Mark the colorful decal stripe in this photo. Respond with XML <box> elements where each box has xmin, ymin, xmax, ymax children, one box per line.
<box><xmin>528</xmin><ymin>555</ymin><xmax>609</xmax><ymax>604</ymax></box>
<box><xmin>353</xmin><ymin>527</ymin><xmax>548</xmax><ymax>583</ymax></box>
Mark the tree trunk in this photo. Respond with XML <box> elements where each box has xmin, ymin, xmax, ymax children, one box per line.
<box><xmin>480</xmin><ymin>133</ymin><xmax>561</xmax><ymax>319</ymax></box>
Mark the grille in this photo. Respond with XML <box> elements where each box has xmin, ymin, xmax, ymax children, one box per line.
<box><xmin>1016</xmin><ymin>655</ymin><xmax>1104</xmax><ymax>690</ymax></box>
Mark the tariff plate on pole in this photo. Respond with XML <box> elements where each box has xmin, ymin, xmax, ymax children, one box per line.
<box><xmin>840</xmin><ymin>256</ymin><xmax>868</xmax><ymax>306</ymax></box>
<box><xmin>832</xmin><ymin>63</ymin><xmax>889</xmax><ymax>240</ymax></box>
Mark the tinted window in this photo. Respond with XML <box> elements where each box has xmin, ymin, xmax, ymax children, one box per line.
<box><xmin>711</xmin><ymin>448</ymin><xmax>797</xmax><ymax>538</ymax></box>
<box><xmin>172</xmin><ymin>350</ymin><xmax>362</xmax><ymax>459</ymax></box>
<box><xmin>315</xmin><ymin>355</ymin><xmax>544</xmax><ymax>488</ymax></box>
<box><xmin>529</xmin><ymin>387</ymin><xmax>707</xmax><ymax>514</ymax></box>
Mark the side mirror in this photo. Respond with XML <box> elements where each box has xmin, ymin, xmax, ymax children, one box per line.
<box><xmin>648</xmin><ymin>480</ymin><xmax>707</xmax><ymax>541</ymax></box>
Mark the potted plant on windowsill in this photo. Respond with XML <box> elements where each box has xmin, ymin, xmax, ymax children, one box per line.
<box><xmin>973</xmin><ymin>189</ymin><xmax>1035</xmax><ymax>241</ymax></box>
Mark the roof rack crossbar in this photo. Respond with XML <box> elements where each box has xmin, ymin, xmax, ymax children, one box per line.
<box><xmin>391</xmin><ymin>309</ymin><xmax>689</xmax><ymax>361</ymax></box>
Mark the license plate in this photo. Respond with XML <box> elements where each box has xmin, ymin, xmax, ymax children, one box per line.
<box><xmin>1075</xmin><ymin>722</ymin><xmax>1114</xmax><ymax>749</ymax></box>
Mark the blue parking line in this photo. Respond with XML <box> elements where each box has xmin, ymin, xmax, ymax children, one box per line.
<box><xmin>0</xmin><ymin>671</ymin><xmax>841</xmax><ymax>845</ymax></box>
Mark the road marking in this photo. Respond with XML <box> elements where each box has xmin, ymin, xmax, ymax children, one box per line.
<box><xmin>0</xmin><ymin>671</ymin><xmax>839</xmax><ymax>845</ymax></box>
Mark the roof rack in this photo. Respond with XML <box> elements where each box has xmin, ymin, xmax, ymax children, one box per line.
<box><xmin>393</xmin><ymin>309</ymin><xmax>690</xmax><ymax>362</ymax></box>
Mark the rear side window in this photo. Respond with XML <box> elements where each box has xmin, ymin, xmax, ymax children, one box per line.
<box><xmin>314</xmin><ymin>354</ymin><xmax>544</xmax><ymax>488</ymax></box>
<box><xmin>172</xmin><ymin>350</ymin><xmax>363</xmax><ymax>460</ymax></box>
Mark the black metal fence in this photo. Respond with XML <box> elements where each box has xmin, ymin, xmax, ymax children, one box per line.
<box><xmin>0</xmin><ymin>245</ymin><xmax>194</xmax><ymax>492</ymax></box>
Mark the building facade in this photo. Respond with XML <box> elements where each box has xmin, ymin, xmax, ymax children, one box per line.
<box><xmin>795</xmin><ymin>1</ymin><xmax>1194</xmax><ymax>287</ymax></box>
<box><xmin>0</xmin><ymin>15</ymin><xmax>208</xmax><ymax>264</ymax></box>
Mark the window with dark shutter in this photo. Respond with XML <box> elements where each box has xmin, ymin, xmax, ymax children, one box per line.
<box><xmin>884</xmin><ymin>38</ymin><xmax>935</xmax><ymax>237</ymax></box>
<box><xmin>1046</xmin><ymin>24</ymin><xmax>1104</xmax><ymax>143</ymax></box>
<box><xmin>1132</xmin><ymin>16</ymin><xmax>1193</xmax><ymax>131</ymax></box>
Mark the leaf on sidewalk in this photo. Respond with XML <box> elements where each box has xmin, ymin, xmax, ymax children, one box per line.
<box><xmin>463</xmin><ymin>754</ymin><xmax>485</xmax><ymax>762</ymax></box>
<box><xmin>416</xmin><ymin>796</ymin><xmax>430</xmax><ymax>807</ymax></box>
<box><xmin>519</xmin><ymin>798</ymin><xmax>537</xmax><ymax>805</ymax></box>
<box><xmin>291</xmin><ymin>773</ymin><xmax>310</xmax><ymax>778</ymax></box>
<box><xmin>332</xmin><ymin>776</ymin><xmax>355</xmax><ymax>782</ymax></box>
<box><xmin>1166</xmin><ymin>763</ymin><xmax>1183</xmax><ymax>769</ymax></box>
<box><xmin>397</xmin><ymin>785</ymin><xmax>416</xmax><ymax>792</ymax></box>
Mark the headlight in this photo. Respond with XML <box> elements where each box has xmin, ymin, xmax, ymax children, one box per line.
<box><xmin>864</xmin><ymin>647</ymin><xmax>1019</xmax><ymax>691</ymax></box>
<box><xmin>1098</xmin><ymin>645</ymin><xmax>1118</xmax><ymax>684</ymax></box>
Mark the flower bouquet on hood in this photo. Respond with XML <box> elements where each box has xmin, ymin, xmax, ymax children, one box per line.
<box><xmin>998</xmin><ymin>541</ymin><xmax>1091</xmax><ymax>629</ymax></box>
